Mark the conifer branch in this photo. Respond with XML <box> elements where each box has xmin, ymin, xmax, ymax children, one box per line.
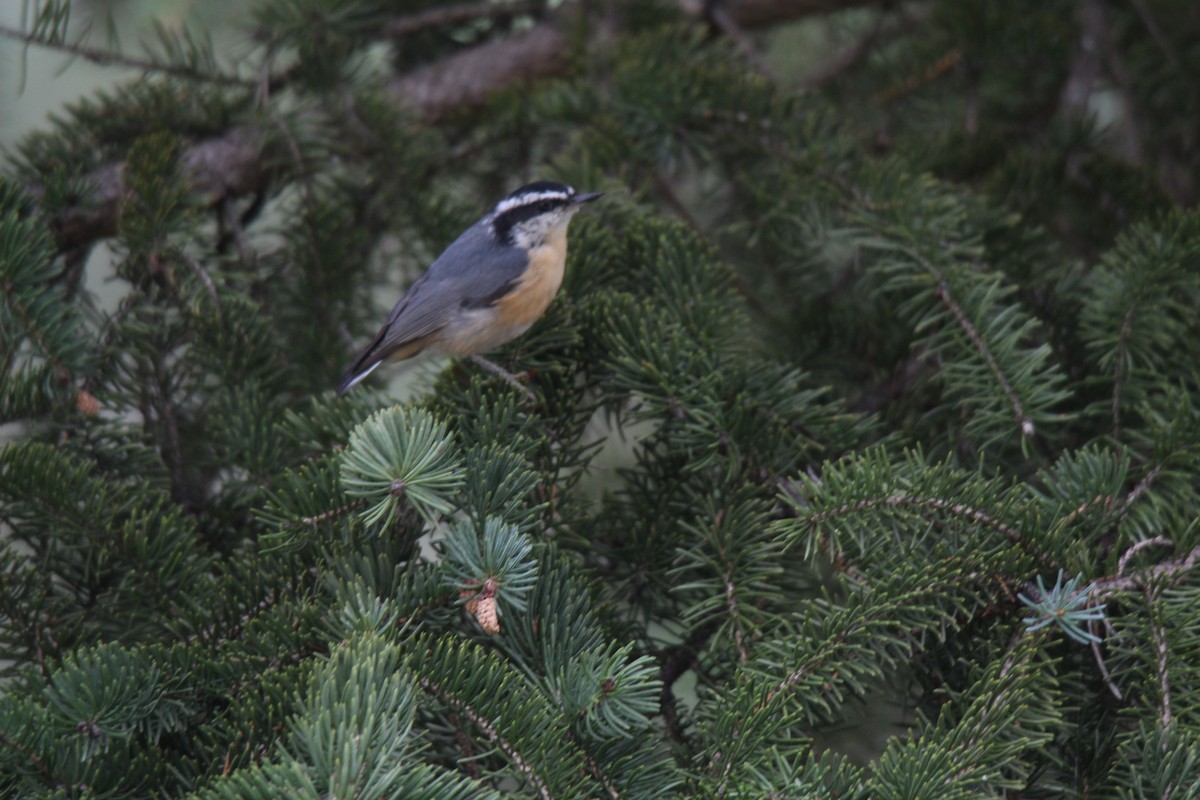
<box><xmin>934</xmin><ymin>279</ymin><xmax>1034</xmax><ymax>438</ymax></box>
<box><xmin>583</xmin><ymin>749</ymin><xmax>621</xmax><ymax>800</ymax></box>
<box><xmin>278</xmin><ymin>498</ymin><xmax>369</xmax><ymax>531</ymax></box>
<box><xmin>1126</xmin><ymin>0</ymin><xmax>1186</xmax><ymax>74</ymax></box>
<box><xmin>716</xmin><ymin>533</ymin><xmax>750</xmax><ymax>664</ymax></box>
<box><xmin>419</xmin><ymin>677</ymin><xmax>554</xmax><ymax>799</ymax></box>
<box><xmin>4</xmin><ymin>281</ymin><xmax>71</xmax><ymax>381</ymax></box>
<box><xmin>807</xmin><ymin>493</ymin><xmax>1049</xmax><ymax>564</ymax></box>
<box><xmin>32</xmin><ymin>126</ymin><xmax>267</xmax><ymax>253</ymax></box>
<box><xmin>0</xmin><ymin>21</ymin><xmax>253</xmax><ymax>87</ymax></box>
<box><xmin>0</xmin><ymin>731</ymin><xmax>62</xmax><ymax>787</ymax></box>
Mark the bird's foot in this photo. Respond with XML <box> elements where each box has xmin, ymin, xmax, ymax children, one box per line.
<box><xmin>468</xmin><ymin>355</ymin><xmax>537</xmax><ymax>403</ymax></box>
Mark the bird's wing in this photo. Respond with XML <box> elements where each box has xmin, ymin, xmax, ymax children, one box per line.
<box><xmin>337</xmin><ymin>223</ymin><xmax>528</xmax><ymax>394</ymax></box>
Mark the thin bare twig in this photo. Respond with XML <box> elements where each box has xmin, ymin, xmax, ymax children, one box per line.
<box><xmin>1094</xmin><ymin>544</ymin><xmax>1200</xmax><ymax>599</ymax></box>
<box><xmin>1148</xmin><ymin>600</ymin><xmax>1171</xmax><ymax>727</ymax></box>
<box><xmin>1117</xmin><ymin>535</ymin><xmax>1173</xmax><ymax>576</ymax></box>
<box><xmin>1123</xmin><ymin>464</ymin><xmax>1163</xmax><ymax>509</ymax></box>
<box><xmin>872</xmin><ymin>47</ymin><xmax>962</xmax><ymax>105</ymax></box>
<box><xmin>1090</xmin><ymin>638</ymin><xmax>1123</xmax><ymax>700</ymax></box>
<box><xmin>180</xmin><ymin>251</ymin><xmax>221</xmax><ymax>309</ymax></box>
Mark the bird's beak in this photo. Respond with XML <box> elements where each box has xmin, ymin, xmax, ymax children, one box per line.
<box><xmin>571</xmin><ymin>192</ymin><xmax>602</xmax><ymax>205</ymax></box>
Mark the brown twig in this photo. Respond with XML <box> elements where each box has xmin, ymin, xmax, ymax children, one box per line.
<box><xmin>1090</xmin><ymin>638</ymin><xmax>1123</xmax><ymax>700</ymax></box>
<box><xmin>1116</xmin><ymin>535</ymin><xmax>1173</xmax><ymax>577</ymax></box>
<box><xmin>283</xmin><ymin>497</ymin><xmax>369</xmax><ymax>530</ymax></box>
<box><xmin>872</xmin><ymin>47</ymin><xmax>962</xmax><ymax>105</ymax></box>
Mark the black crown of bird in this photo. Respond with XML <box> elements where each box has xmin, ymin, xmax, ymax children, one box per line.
<box><xmin>337</xmin><ymin>181</ymin><xmax>601</xmax><ymax>399</ymax></box>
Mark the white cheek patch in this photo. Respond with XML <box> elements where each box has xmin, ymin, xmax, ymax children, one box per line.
<box><xmin>510</xmin><ymin>210</ymin><xmax>572</xmax><ymax>249</ymax></box>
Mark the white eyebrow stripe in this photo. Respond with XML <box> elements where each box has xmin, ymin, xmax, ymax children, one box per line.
<box><xmin>493</xmin><ymin>189</ymin><xmax>573</xmax><ymax>215</ymax></box>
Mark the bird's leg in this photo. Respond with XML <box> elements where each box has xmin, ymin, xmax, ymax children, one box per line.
<box><xmin>468</xmin><ymin>354</ymin><xmax>537</xmax><ymax>403</ymax></box>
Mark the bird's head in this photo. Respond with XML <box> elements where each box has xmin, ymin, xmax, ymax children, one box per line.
<box><xmin>489</xmin><ymin>181</ymin><xmax>601</xmax><ymax>248</ymax></box>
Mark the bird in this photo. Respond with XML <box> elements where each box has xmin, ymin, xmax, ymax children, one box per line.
<box><xmin>337</xmin><ymin>181</ymin><xmax>601</xmax><ymax>397</ymax></box>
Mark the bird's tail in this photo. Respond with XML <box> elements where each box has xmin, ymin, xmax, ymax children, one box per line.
<box><xmin>336</xmin><ymin>338</ymin><xmax>425</xmax><ymax>395</ymax></box>
<box><xmin>336</xmin><ymin>359</ymin><xmax>382</xmax><ymax>396</ymax></box>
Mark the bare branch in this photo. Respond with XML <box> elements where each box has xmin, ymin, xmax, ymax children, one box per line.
<box><xmin>33</xmin><ymin>126</ymin><xmax>269</xmax><ymax>253</ymax></box>
<box><xmin>386</xmin><ymin>21</ymin><xmax>570</xmax><ymax>121</ymax></box>
<box><xmin>26</xmin><ymin>0</ymin><xmax>886</xmax><ymax>255</ymax></box>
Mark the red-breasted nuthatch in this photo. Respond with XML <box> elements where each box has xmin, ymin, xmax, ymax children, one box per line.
<box><xmin>337</xmin><ymin>181</ymin><xmax>601</xmax><ymax>396</ymax></box>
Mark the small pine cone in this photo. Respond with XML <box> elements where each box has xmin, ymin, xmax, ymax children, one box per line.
<box><xmin>473</xmin><ymin>595</ymin><xmax>500</xmax><ymax>634</ymax></box>
<box><xmin>76</xmin><ymin>389</ymin><xmax>101</xmax><ymax>417</ymax></box>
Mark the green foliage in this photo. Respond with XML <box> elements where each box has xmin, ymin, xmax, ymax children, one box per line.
<box><xmin>3</xmin><ymin>0</ymin><xmax>1200</xmax><ymax>797</ymax></box>
<box><xmin>0</xmin><ymin>180</ymin><xmax>95</xmax><ymax>420</ymax></box>
<box><xmin>341</xmin><ymin>405</ymin><xmax>465</xmax><ymax>530</ymax></box>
